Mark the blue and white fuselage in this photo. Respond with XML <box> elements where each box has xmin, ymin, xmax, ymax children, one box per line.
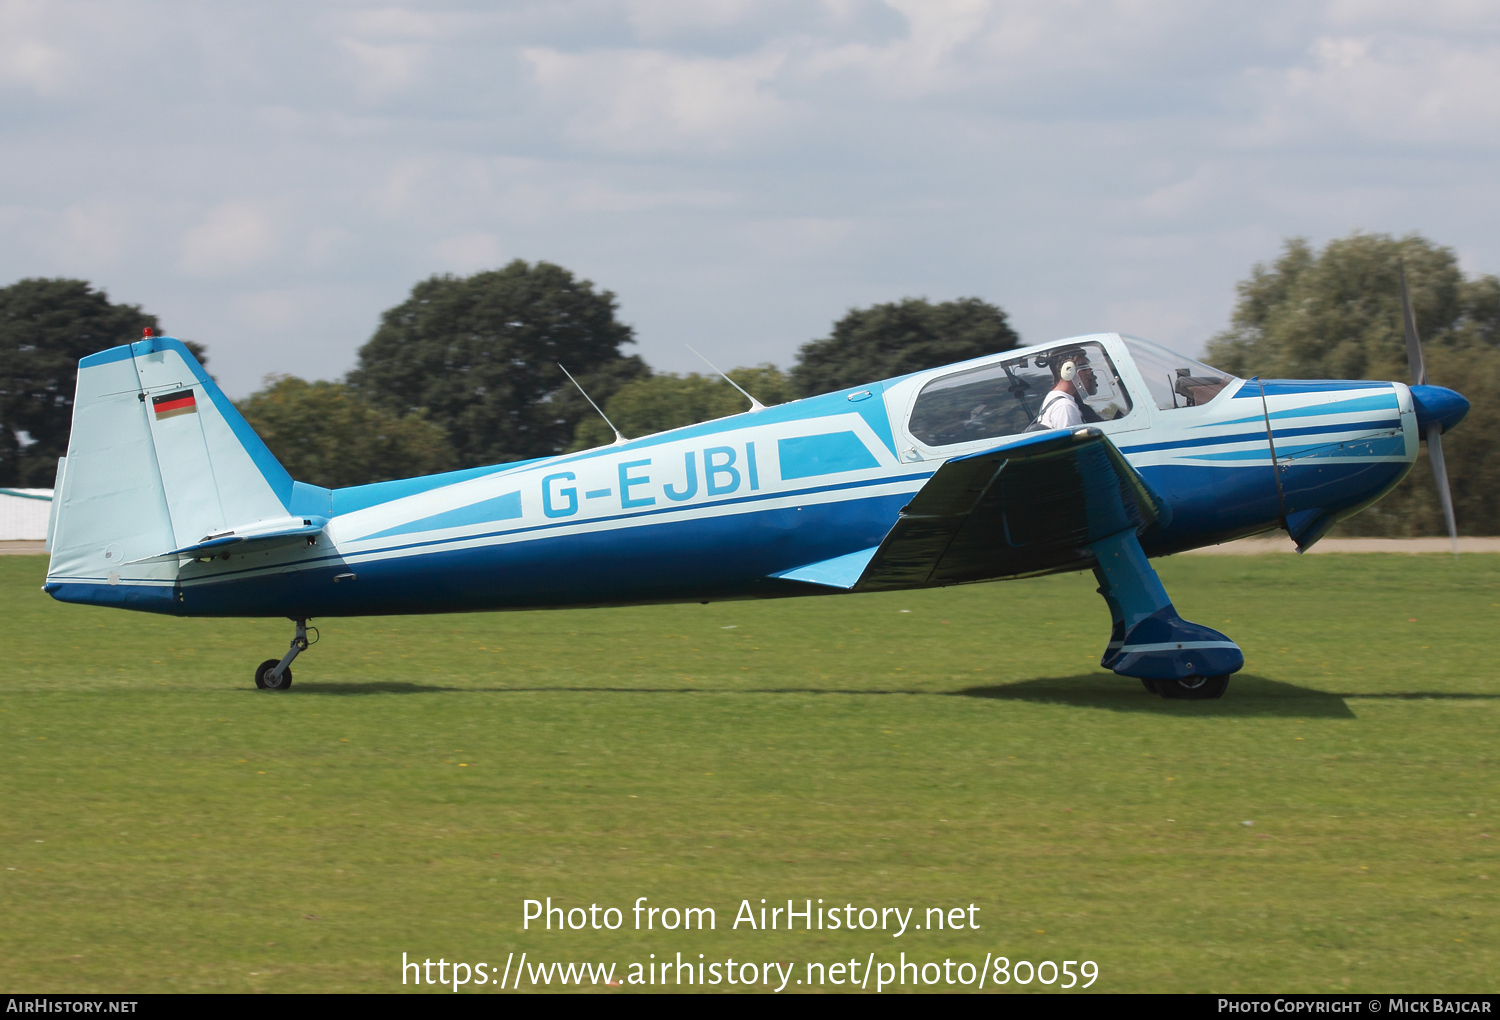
<box><xmin>42</xmin><ymin>332</ymin><xmax>1468</xmax><ymax>692</ymax></box>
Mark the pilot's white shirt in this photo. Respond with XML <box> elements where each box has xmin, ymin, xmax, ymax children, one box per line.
<box><xmin>1038</xmin><ymin>389</ymin><xmax>1083</xmax><ymax>430</ymax></box>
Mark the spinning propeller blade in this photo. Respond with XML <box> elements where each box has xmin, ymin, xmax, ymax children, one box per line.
<box><xmin>1399</xmin><ymin>261</ymin><xmax>1426</xmax><ymax>387</ymax></box>
<box><xmin>1399</xmin><ymin>261</ymin><xmax>1458</xmax><ymax>555</ymax></box>
<box><xmin>1426</xmin><ymin>421</ymin><xmax>1459</xmax><ymax>555</ymax></box>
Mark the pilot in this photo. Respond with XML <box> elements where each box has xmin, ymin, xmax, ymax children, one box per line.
<box><xmin>1036</xmin><ymin>351</ymin><xmax>1101</xmax><ymax>429</ymax></box>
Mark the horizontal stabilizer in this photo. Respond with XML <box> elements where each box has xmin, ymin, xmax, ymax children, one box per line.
<box><xmin>854</xmin><ymin>428</ymin><xmax>1171</xmax><ymax>590</ymax></box>
<box><xmin>772</xmin><ymin>546</ymin><xmax>880</xmax><ymax>589</ymax></box>
<box><xmin>127</xmin><ymin>516</ymin><xmax>328</xmax><ymax>564</ymax></box>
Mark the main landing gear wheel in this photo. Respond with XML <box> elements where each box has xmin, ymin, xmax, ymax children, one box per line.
<box><xmin>1156</xmin><ymin>675</ymin><xmax>1229</xmax><ymax>700</ymax></box>
<box><xmin>255</xmin><ymin>658</ymin><xmax>292</xmax><ymax>690</ymax></box>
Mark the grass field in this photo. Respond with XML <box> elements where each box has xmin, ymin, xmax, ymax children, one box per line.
<box><xmin>1</xmin><ymin>552</ymin><xmax>1496</xmax><ymax>994</ymax></box>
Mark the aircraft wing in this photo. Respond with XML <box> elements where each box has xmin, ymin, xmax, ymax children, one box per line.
<box><xmin>852</xmin><ymin>427</ymin><xmax>1171</xmax><ymax>590</ymax></box>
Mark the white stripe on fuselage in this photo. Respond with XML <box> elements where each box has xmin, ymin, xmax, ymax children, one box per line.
<box><xmin>174</xmin><ymin>412</ymin><xmax>926</xmax><ymax>586</ymax></box>
<box><xmin>1121</xmin><ymin>384</ymin><xmax>1409</xmax><ymax>469</ymax></box>
<box><xmin>331</xmin><ymin>410</ymin><xmax>901</xmax><ymax>547</ymax></box>
<box><xmin>173</xmin><ymin>380</ymin><xmax>1417</xmax><ymax>589</ymax></box>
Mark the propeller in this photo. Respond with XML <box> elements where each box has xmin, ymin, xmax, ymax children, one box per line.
<box><xmin>1398</xmin><ymin>261</ymin><xmax>1459</xmax><ymax>555</ymax></box>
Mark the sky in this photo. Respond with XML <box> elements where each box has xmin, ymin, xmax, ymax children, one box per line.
<box><xmin>3</xmin><ymin>0</ymin><xmax>1499</xmax><ymax>397</ymax></box>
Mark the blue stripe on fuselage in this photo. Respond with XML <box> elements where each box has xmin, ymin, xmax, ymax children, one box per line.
<box><xmin>1190</xmin><ymin>433</ymin><xmax>1406</xmax><ymax>461</ymax></box>
<box><xmin>1120</xmin><ymin>418</ymin><xmax>1402</xmax><ymax>455</ymax></box>
<box><xmin>777</xmin><ymin>431</ymin><xmax>881</xmax><ymax>479</ymax></box>
<box><xmin>178</xmin><ymin>489</ymin><xmax>913</xmax><ymax>616</ymax></box>
<box><xmin>177</xmin><ymin>470</ymin><xmax>937</xmax><ymax>589</ymax></box>
<box><xmin>44</xmin><ymin>580</ymin><xmax>178</xmax><ymax>615</ymax></box>
<box><xmin>1232</xmin><ymin>380</ymin><xmax>1391</xmax><ymax>398</ymax></box>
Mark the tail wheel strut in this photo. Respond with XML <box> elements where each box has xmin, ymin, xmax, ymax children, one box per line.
<box><xmin>254</xmin><ymin>618</ymin><xmax>316</xmax><ymax>691</ymax></box>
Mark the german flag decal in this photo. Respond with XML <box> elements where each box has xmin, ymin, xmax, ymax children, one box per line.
<box><xmin>151</xmin><ymin>388</ymin><xmax>197</xmax><ymax>420</ymax></box>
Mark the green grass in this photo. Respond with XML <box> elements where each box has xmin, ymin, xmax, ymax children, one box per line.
<box><xmin>1</xmin><ymin>553</ymin><xmax>1496</xmax><ymax>993</ymax></box>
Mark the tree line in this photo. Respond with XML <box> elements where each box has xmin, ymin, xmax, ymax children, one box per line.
<box><xmin>1</xmin><ymin>232</ymin><xmax>1494</xmax><ymax>533</ymax></box>
<box><xmin>0</xmin><ymin>263</ymin><xmax>1020</xmax><ymax>489</ymax></box>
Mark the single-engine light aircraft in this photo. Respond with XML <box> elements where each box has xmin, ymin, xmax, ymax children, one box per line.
<box><xmin>42</xmin><ymin>289</ymin><xmax>1468</xmax><ymax>699</ymax></box>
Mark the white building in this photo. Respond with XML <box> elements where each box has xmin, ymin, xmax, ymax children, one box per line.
<box><xmin>0</xmin><ymin>488</ymin><xmax>53</xmax><ymax>542</ymax></box>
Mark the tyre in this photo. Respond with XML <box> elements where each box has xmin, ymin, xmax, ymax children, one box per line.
<box><xmin>1140</xmin><ymin>678</ymin><xmax>1160</xmax><ymax>695</ymax></box>
<box><xmin>1157</xmin><ymin>675</ymin><xmax>1228</xmax><ymax>700</ymax></box>
<box><xmin>255</xmin><ymin>658</ymin><xmax>292</xmax><ymax>690</ymax></box>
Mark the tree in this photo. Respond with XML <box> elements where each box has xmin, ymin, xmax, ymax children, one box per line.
<box><xmin>237</xmin><ymin>376</ymin><xmax>455</xmax><ymax>489</ymax></box>
<box><xmin>348</xmin><ymin>261</ymin><xmax>646</xmax><ymax>468</ymax></box>
<box><xmin>791</xmin><ymin>297</ymin><xmax>1021</xmax><ymax>398</ymax></box>
<box><xmin>570</xmin><ymin>365</ymin><xmax>794</xmax><ymax>450</ymax></box>
<box><xmin>0</xmin><ymin>278</ymin><xmax>192</xmax><ymax>487</ymax></box>
<box><xmin>1206</xmin><ymin>233</ymin><xmax>1497</xmax><ymax>380</ymax></box>
<box><xmin>1205</xmin><ymin>232</ymin><xmax>1500</xmax><ymax>535</ymax></box>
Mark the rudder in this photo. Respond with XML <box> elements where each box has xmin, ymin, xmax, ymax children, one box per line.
<box><xmin>46</xmin><ymin>336</ymin><xmax>296</xmax><ymax>611</ymax></box>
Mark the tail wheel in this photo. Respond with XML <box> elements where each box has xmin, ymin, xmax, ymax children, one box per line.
<box><xmin>254</xmin><ymin>658</ymin><xmax>292</xmax><ymax>691</ymax></box>
<box><xmin>1157</xmin><ymin>675</ymin><xmax>1228</xmax><ymax>700</ymax></box>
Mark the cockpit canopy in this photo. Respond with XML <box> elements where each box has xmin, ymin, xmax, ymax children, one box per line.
<box><xmin>908</xmin><ymin>339</ymin><xmax>1132</xmax><ymax>448</ymax></box>
<box><xmin>1120</xmin><ymin>335</ymin><xmax>1233</xmax><ymax>411</ymax></box>
<box><xmin>905</xmin><ymin>334</ymin><xmax>1237</xmax><ymax>450</ymax></box>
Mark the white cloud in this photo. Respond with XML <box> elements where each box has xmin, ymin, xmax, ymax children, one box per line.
<box><xmin>2</xmin><ymin>1</ymin><xmax>1500</xmax><ymax>395</ymax></box>
<box><xmin>524</xmin><ymin>45</ymin><xmax>790</xmax><ymax>151</ymax></box>
<box><xmin>1323</xmin><ymin>0</ymin><xmax>1500</xmax><ymax>32</ymax></box>
<box><xmin>340</xmin><ymin>7</ymin><xmax>448</xmax><ymax>40</ymax></box>
<box><xmin>1246</xmin><ymin>33</ymin><xmax>1500</xmax><ymax>146</ymax></box>
<box><xmin>1101</xmin><ymin>296</ymin><xmax>1198</xmax><ymax>344</ymax></box>
<box><xmin>799</xmin><ymin>0</ymin><xmax>1205</xmax><ymax>100</ymax></box>
<box><xmin>339</xmin><ymin>38</ymin><xmax>428</xmax><ymax>98</ymax></box>
<box><xmin>372</xmin><ymin>158</ymin><xmax>439</xmax><ymax>217</ymax></box>
<box><xmin>1127</xmin><ymin>166</ymin><xmax>1226</xmax><ymax>221</ymax></box>
<box><xmin>230</xmin><ymin>289</ymin><xmax>311</xmax><ymax>330</ymax></box>
<box><xmin>870</xmin><ymin>0</ymin><xmax>1004</xmax><ymax>91</ymax></box>
<box><xmin>1</xmin><ymin>37</ymin><xmax>68</xmax><ymax>93</ymax></box>
<box><xmin>254</xmin><ymin>105</ymin><xmax>314</xmax><ymax>133</ymax></box>
<box><xmin>303</xmin><ymin>226</ymin><xmax>357</xmax><ymax>267</ymax></box>
<box><xmin>563</xmin><ymin>180</ymin><xmax>734</xmax><ymax>213</ymax></box>
<box><xmin>56</xmin><ymin>202</ymin><xmax>132</xmax><ymax>264</ymax></box>
<box><xmin>624</xmin><ymin>0</ymin><xmax>766</xmax><ymax>35</ymax></box>
<box><xmin>179</xmin><ymin>204</ymin><xmax>277</xmax><ymax>277</ymax></box>
<box><xmin>433</xmin><ymin>232</ymin><xmax>502</xmax><ymax>272</ymax></box>
<box><xmin>328</xmin><ymin>6</ymin><xmax>505</xmax><ymax>100</ymax></box>
<box><xmin>0</xmin><ymin>0</ymin><xmax>70</xmax><ymax>95</ymax></box>
<box><xmin>746</xmin><ymin>216</ymin><xmax>857</xmax><ymax>257</ymax></box>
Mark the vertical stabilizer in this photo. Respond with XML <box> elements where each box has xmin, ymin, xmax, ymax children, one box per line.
<box><xmin>130</xmin><ymin>338</ymin><xmax>291</xmax><ymax>545</ymax></box>
<box><xmin>46</xmin><ymin>336</ymin><xmax>295</xmax><ymax>611</ymax></box>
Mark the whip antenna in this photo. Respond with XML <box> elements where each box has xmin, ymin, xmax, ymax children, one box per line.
<box><xmin>686</xmin><ymin>344</ymin><xmax>767</xmax><ymax>411</ymax></box>
<box><xmin>558</xmin><ymin>363</ymin><xmax>628</xmax><ymax>445</ymax></box>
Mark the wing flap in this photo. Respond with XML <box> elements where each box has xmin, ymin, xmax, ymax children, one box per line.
<box><xmin>855</xmin><ymin>428</ymin><xmax>1169</xmax><ymax>590</ymax></box>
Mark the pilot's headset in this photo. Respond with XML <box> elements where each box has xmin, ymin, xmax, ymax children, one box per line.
<box><xmin>1059</xmin><ymin>352</ymin><xmax>1095</xmax><ymax>384</ymax></box>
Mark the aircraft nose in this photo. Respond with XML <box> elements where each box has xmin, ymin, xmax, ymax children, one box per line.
<box><xmin>1410</xmin><ymin>384</ymin><xmax>1469</xmax><ymax>436</ymax></box>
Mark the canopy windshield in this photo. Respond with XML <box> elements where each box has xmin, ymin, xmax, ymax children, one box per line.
<box><xmin>907</xmin><ymin>340</ymin><xmax>1132</xmax><ymax>448</ymax></box>
<box><xmin>1121</xmin><ymin>336</ymin><xmax>1235</xmax><ymax>410</ymax></box>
